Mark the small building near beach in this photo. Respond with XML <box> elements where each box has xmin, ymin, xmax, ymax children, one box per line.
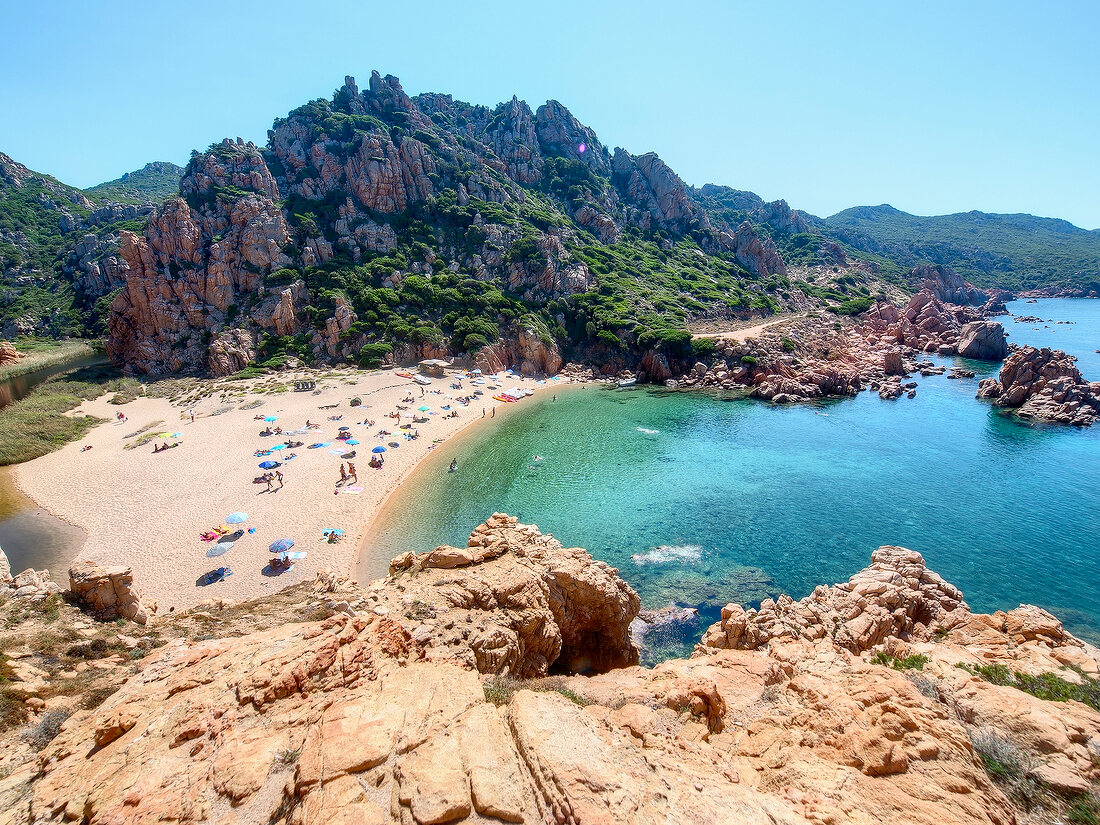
<box><xmin>418</xmin><ymin>359</ymin><xmax>450</xmax><ymax>378</ymax></box>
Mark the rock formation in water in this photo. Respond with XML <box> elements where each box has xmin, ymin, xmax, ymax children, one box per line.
<box><xmin>2</xmin><ymin>516</ymin><xmax>1099</xmax><ymax>824</ymax></box>
<box><xmin>956</xmin><ymin>320</ymin><xmax>1008</xmax><ymax>360</ymax></box>
<box><xmin>977</xmin><ymin>345</ymin><xmax>1100</xmax><ymax>426</ymax></box>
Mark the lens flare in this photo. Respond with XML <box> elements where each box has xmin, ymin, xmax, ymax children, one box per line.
<box><xmin>577</xmin><ymin>142</ymin><xmax>587</xmax><ymax>154</ymax></box>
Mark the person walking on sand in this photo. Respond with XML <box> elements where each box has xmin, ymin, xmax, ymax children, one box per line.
<box><xmin>491</xmin><ymin>407</ymin><xmax>495</xmax><ymax>418</ymax></box>
<box><xmin>189</xmin><ymin>408</ymin><xmax>195</xmax><ymax>423</ymax></box>
<box><xmin>264</xmin><ymin>473</ymin><xmax>273</xmax><ymax>491</ymax></box>
<box><xmin>482</xmin><ymin>408</ymin><xmax>486</xmax><ymax>418</ymax></box>
<box><xmin>275</xmin><ymin>470</ymin><xmax>284</xmax><ymax>488</ymax></box>
<box><xmin>347</xmin><ymin>462</ymin><xmax>357</xmax><ymax>483</ymax></box>
<box><xmin>339</xmin><ymin>463</ymin><xmax>348</xmax><ymax>484</ymax></box>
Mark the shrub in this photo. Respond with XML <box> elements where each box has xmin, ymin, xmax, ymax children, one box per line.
<box><xmin>690</xmin><ymin>337</ymin><xmax>716</xmax><ymax>358</ymax></box>
<box><xmin>871</xmin><ymin>652</ymin><xmax>929</xmax><ymax>671</ymax></box>
<box><xmin>19</xmin><ymin>709</ymin><xmax>70</xmax><ymax>751</ymax></box>
<box><xmin>781</xmin><ymin>337</ymin><xmax>796</xmax><ymax>353</ymax></box>
<box><xmin>483</xmin><ymin>675</ymin><xmax>517</xmax><ymax>706</ymax></box>
<box><xmin>968</xmin><ymin>728</ymin><xmax>1043</xmax><ymax>808</ymax></box>
<box><xmin>1068</xmin><ymin>794</ymin><xmax>1100</xmax><ymax>825</ymax></box>
<box><xmin>957</xmin><ymin>663</ymin><xmax>1100</xmax><ymax>712</ymax></box>
<box><xmin>828</xmin><ymin>296</ymin><xmax>873</xmax><ymax>316</ymax></box>
<box><xmin>740</xmin><ymin>355</ymin><xmax>758</xmax><ymax>366</ymax></box>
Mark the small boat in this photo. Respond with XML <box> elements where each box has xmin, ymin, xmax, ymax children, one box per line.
<box><xmin>617</xmin><ymin>378</ymin><xmax>637</xmax><ymax>388</ymax></box>
<box><xmin>396</xmin><ymin>372</ymin><xmax>413</xmax><ymax>378</ymax></box>
<box><xmin>412</xmin><ymin>374</ymin><xmax>432</xmax><ymax>386</ymax></box>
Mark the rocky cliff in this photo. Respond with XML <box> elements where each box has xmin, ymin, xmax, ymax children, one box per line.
<box><xmin>100</xmin><ymin>72</ymin><xmax>867</xmax><ymax>377</ymax></box>
<box><xmin>2</xmin><ymin>516</ymin><xmax>1098</xmax><ymax>824</ymax></box>
<box><xmin>0</xmin><ymin>152</ymin><xmax>181</xmax><ymax>338</ymax></box>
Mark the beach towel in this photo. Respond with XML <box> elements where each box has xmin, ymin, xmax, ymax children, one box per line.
<box><xmin>341</xmin><ymin>486</ymin><xmax>362</xmax><ymax>494</ymax></box>
<box><xmin>329</xmin><ymin>448</ymin><xmax>348</xmax><ymax>455</ymax></box>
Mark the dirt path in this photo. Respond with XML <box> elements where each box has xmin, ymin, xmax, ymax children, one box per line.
<box><xmin>690</xmin><ymin>314</ymin><xmax>801</xmax><ymax>341</ymax></box>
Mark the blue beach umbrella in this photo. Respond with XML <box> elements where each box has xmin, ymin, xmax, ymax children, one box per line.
<box><xmin>346</xmin><ymin>439</ymin><xmax>360</xmax><ymax>445</ymax></box>
<box><xmin>206</xmin><ymin>541</ymin><xmax>234</xmax><ymax>557</ymax></box>
<box><xmin>270</xmin><ymin>444</ymin><xmax>286</xmax><ymax>450</ymax></box>
<box><xmin>264</xmin><ymin>416</ymin><xmax>278</xmax><ymax>422</ymax></box>
<box><xmin>269</xmin><ymin>538</ymin><xmax>295</xmax><ymax>553</ymax></box>
<box><xmin>258</xmin><ymin>460</ymin><xmax>281</xmax><ymax>469</ymax></box>
<box><xmin>225</xmin><ymin>512</ymin><xmax>248</xmax><ymax>524</ymax></box>
<box><xmin>372</xmin><ymin>445</ymin><xmax>386</xmax><ymax>454</ymax></box>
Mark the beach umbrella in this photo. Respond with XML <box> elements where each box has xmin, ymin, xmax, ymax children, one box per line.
<box><xmin>258</xmin><ymin>460</ymin><xmax>281</xmax><ymax>469</ymax></box>
<box><xmin>471</xmin><ymin>369</ymin><xmax>482</xmax><ymax>374</ymax></box>
<box><xmin>372</xmin><ymin>445</ymin><xmax>386</xmax><ymax>453</ymax></box>
<box><xmin>269</xmin><ymin>538</ymin><xmax>295</xmax><ymax>553</ymax></box>
<box><xmin>206</xmin><ymin>541</ymin><xmax>234</xmax><ymax>557</ymax></box>
<box><xmin>418</xmin><ymin>405</ymin><xmax>430</xmax><ymax>411</ymax></box>
<box><xmin>346</xmin><ymin>439</ymin><xmax>360</xmax><ymax>445</ymax></box>
<box><xmin>339</xmin><ymin>426</ymin><xmax>350</xmax><ymax>431</ymax></box>
<box><xmin>322</xmin><ymin>528</ymin><xmax>344</xmax><ymax>537</ymax></box>
<box><xmin>270</xmin><ymin>444</ymin><xmax>286</xmax><ymax>451</ymax></box>
<box><xmin>225</xmin><ymin>512</ymin><xmax>248</xmax><ymax>524</ymax></box>
<box><xmin>264</xmin><ymin>416</ymin><xmax>278</xmax><ymax>422</ymax></box>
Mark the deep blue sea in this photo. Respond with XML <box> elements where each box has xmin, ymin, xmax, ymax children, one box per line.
<box><xmin>362</xmin><ymin>299</ymin><xmax>1100</xmax><ymax>654</ymax></box>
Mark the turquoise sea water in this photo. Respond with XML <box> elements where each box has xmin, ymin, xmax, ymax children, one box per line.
<box><xmin>362</xmin><ymin>299</ymin><xmax>1100</xmax><ymax>655</ymax></box>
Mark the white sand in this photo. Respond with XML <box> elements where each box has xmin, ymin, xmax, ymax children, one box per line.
<box><xmin>13</xmin><ymin>367</ymin><xmax>569</xmax><ymax>610</ymax></box>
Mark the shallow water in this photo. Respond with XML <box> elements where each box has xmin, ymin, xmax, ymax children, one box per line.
<box><xmin>0</xmin><ymin>352</ymin><xmax>106</xmax><ymax>574</ymax></box>
<box><xmin>364</xmin><ymin>299</ymin><xmax>1100</xmax><ymax>657</ymax></box>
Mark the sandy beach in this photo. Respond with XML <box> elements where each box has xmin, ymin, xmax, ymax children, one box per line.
<box><xmin>13</xmin><ymin>366</ymin><xmax>571</xmax><ymax>610</ymax></box>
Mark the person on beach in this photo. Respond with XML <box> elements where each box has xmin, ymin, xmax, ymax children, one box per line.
<box><xmin>189</xmin><ymin>409</ymin><xmax>195</xmax><ymax>423</ymax></box>
<box><xmin>492</xmin><ymin>408</ymin><xmax>495</xmax><ymax>418</ymax></box>
<box><xmin>264</xmin><ymin>473</ymin><xmax>273</xmax><ymax>491</ymax></box>
<box><xmin>275</xmin><ymin>470</ymin><xmax>284</xmax><ymax>488</ymax></box>
<box><xmin>347</xmin><ymin>462</ymin><xmax>357</xmax><ymax>483</ymax></box>
<box><xmin>482</xmin><ymin>408</ymin><xmax>486</xmax><ymax>418</ymax></box>
<box><xmin>339</xmin><ymin>463</ymin><xmax>348</xmax><ymax>484</ymax></box>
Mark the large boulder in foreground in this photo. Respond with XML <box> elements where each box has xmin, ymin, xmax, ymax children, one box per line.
<box><xmin>956</xmin><ymin>320</ymin><xmax>1008</xmax><ymax>361</ymax></box>
<box><xmin>976</xmin><ymin>345</ymin><xmax>1100</xmax><ymax>426</ymax></box>
<box><xmin>385</xmin><ymin>513</ymin><xmax>640</xmax><ymax>676</ymax></box>
<box><xmin>67</xmin><ymin>560</ymin><xmax>152</xmax><ymax>624</ymax></box>
<box><xmin>13</xmin><ymin>523</ymin><xmax>1100</xmax><ymax>825</ymax></box>
<box><xmin>700</xmin><ymin>545</ymin><xmax>970</xmax><ymax>652</ymax></box>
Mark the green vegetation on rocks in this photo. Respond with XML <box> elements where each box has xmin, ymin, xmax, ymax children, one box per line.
<box><xmin>957</xmin><ymin>662</ymin><xmax>1100</xmax><ymax>711</ymax></box>
<box><xmin>84</xmin><ymin>162</ymin><xmax>184</xmax><ymax>205</ymax></box>
<box><xmin>825</xmin><ymin>204</ymin><xmax>1100</xmax><ymax>293</ymax></box>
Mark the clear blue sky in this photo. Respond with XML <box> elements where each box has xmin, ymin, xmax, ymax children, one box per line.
<box><xmin>2</xmin><ymin>0</ymin><xmax>1098</xmax><ymax>228</ymax></box>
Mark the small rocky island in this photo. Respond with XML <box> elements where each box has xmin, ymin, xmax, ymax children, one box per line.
<box><xmin>1</xmin><ymin>516</ymin><xmax>1097</xmax><ymax>824</ymax></box>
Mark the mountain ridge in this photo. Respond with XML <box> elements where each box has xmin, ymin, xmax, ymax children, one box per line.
<box><xmin>84</xmin><ymin>161</ymin><xmax>185</xmax><ymax>205</ymax></box>
<box><xmin>2</xmin><ymin>71</ymin><xmax>1098</xmax><ymax>351</ymax></box>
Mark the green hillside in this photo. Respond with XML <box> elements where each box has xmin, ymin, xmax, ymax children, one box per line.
<box><xmin>85</xmin><ymin>161</ymin><xmax>184</xmax><ymax>205</ymax></box>
<box><xmin>824</xmin><ymin>204</ymin><xmax>1100</xmax><ymax>292</ymax></box>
